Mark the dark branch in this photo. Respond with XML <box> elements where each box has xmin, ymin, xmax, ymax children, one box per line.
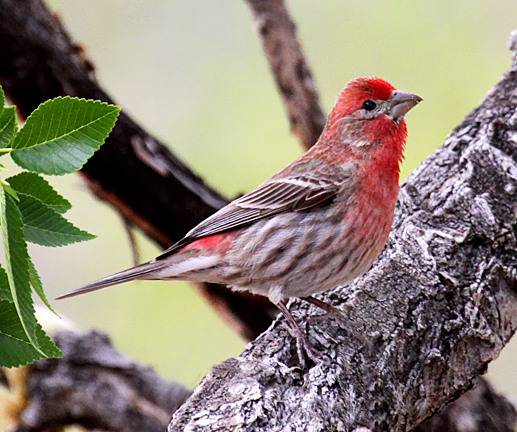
<box><xmin>6</xmin><ymin>332</ymin><xmax>512</xmax><ymax>432</ymax></box>
<box><xmin>0</xmin><ymin>1</ymin><xmax>515</xmax><ymax>430</ymax></box>
<box><xmin>14</xmin><ymin>330</ymin><xmax>191</xmax><ymax>432</ymax></box>
<box><xmin>0</xmin><ymin>0</ymin><xmax>276</xmax><ymax>341</ymax></box>
<box><xmin>168</xmin><ymin>36</ymin><xmax>517</xmax><ymax>431</ymax></box>
<box><xmin>415</xmin><ymin>378</ymin><xmax>517</xmax><ymax>432</ymax></box>
<box><xmin>245</xmin><ymin>0</ymin><xmax>326</xmax><ymax>149</ymax></box>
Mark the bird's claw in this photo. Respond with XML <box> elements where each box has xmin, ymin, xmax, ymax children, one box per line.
<box><xmin>295</xmin><ymin>337</ymin><xmax>331</xmax><ymax>368</ymax></box>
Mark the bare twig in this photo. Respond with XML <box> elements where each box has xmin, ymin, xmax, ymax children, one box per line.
<box><xmin>245</xmin><ymin>0</ymin><xmax>326</xmax><ymax>149</ymax></box>
<box><xmin>121</xmin><ymin>217</ymin><xmax>141</xmax><ymax>267</ymax></box>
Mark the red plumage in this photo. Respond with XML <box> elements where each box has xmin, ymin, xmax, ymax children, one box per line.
<box><xmin>58</xmin><ymin>77</ymin><xmax>421</xmax><ymax>365</ymax></box>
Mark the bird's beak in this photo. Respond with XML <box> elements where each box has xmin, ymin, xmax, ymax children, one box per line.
<box><xmin>389</xmin><ymin>90</ymin><xmax>422</xmax><ymax>122</ymax></box>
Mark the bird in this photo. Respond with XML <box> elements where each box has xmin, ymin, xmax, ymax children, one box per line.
<box><xmin>58</xmin><ymin>77</ymin><xmax>421</xmax><ymax>365</ymax></box>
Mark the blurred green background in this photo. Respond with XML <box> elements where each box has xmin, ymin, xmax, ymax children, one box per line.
<box><xmin>34</xmin><ymin>0</ymin><xmax>516</xmax><ymax>394</ymax></box>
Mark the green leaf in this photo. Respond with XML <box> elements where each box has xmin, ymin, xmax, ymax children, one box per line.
<box><xmin>2</xmin><ymin>180</ymin><xmax>18</xmax><ymax>201</ymax></box>
<box><xmin>0</xmin><ymin>299</ymin><xmax>62</xmax><ymax>367</ymax></box>
<box><xmin>0</xmin><ymin>332</ymin><xmax>42</xmax><ymax>368</ymax></box>
<box><xmin>27</xmin><ymin>256</ymin><xmax>58</xmax><ymax>315</ymax></box>
<box><xmin>0</xmin><ymin>84</ymin><xmax>18</xmax><ymax>150</ymax></box>
<box><xmin>11</xmin><ymin>97</ymin><xmax>120</xmax><ymax>175</ymax></box>
<box><xmin>0</xmin><ymin>185</ymin><xmax>41</xmax><ymax>352</ymax></box>
<box><xmin>8</xmin><ymin>172</ymin><xmax>71</xmax><ymax>213</ymax></box>
<box><xmin>0</xmin><ymin>298</ymin><xmax>32</xmax><ymax>342</ymax></box>
<box><xmin>34</xmin><ymin>318</ymin><xmax>62</xmax><ymax>358</ymax></box>
<box><xmin>0</xmin><ymin>106</ymin><xmax>17</xmax><ymax>149</ymax></box>
<box><xmin>17</xmin><ymin>193</ymin><xmax>95</xmax><ymax>246</ymax></box>
<box><xmin>0</xmin><ymin>265</ymin><xmax>12</xmax><ymax>302</ymax></box>
<box><xmin>0</xmin><ymin>190</ymin><xmax>62</xmax><ymax>368</ymax></box>
<box><xmin>0</xmin><ymin>83</ymin><xmax>5</xmax><ymax>109</ymax></box>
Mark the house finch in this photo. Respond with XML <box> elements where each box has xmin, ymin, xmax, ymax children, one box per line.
<box><xmin>58</xmin><ymin>77</ymin><xmax>421</xmax><ymax>364</ymax></box>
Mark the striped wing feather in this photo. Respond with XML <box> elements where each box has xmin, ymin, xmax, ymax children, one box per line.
<box><xmin>156</xmin><ymin>168</ymin><xmax>350</xmax><ymax>260</ymax></box>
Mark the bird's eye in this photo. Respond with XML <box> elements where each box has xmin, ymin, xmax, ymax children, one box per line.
<box><xmin>362</xmin><ymin>100</ymin><xmax>377</xmax><ymax>111</ymax></box>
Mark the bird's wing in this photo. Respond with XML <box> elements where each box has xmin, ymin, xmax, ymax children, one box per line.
<box><xmin>156</xmin><ymin>162</ymin><xmax>354</xmax><ymax>260</ymax></box>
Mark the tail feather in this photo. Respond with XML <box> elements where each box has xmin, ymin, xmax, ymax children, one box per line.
<box><xmin>56</xmin><ymin>261</ymin><xmax>164</xmax><ymax>300</ymax></box>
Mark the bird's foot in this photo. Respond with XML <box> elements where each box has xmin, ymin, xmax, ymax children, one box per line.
<box><xmin>276</xmin><ymin>300</ymin><xmax>330</xmax><ymax>368</ymax></box>
<box><xmin>301</xmin><ymin>295</ymin><xmax>343</xmax><ymax>317</ymax></box>
<box><xmin>302</xmin><ymin>296</ymin><xmax>349</xmax><ymax>325</ymax></box>
<box><xmin>302</xmin><ymin>296</ymin><xmax>363</xmax><ymax>341</ymax></box>
<box><xmin>293</xmin><ymin>329</ymin><xmax>330</xmax><ymax>368</ymax></box>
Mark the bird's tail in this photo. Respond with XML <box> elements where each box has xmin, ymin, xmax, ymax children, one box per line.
<box><xmin>56</xmin><ymin>260</ymin><xmax>166</xmax><ymax>300</ymax></box>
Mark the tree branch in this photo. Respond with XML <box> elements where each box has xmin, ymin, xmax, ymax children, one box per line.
<box><xmin>167</xmin><ymin>36</ymin><xmax>517</xmax><ymax>431</ymax></box>
<box><xmin>0</xmin><ymin>0</ymin><xmax>276</xmax><ymax>341</ymax></box>
<box><xmin>4</xmin><ymin>331</ymin><xmax>512</xmax><ymax>432</ymax></box>
<box><xmin>0</xmin><ymin>1</ymin><xmax>515</xmax><ymax>430</ymax></box>
<box><xmin>245</xmin><ymin>0</ymin><xmax>326</xmax><ymax>149</ymax></box>
<box><xmin>415</xmin><ymin>378</ymin><xmax>517</xmax><ymax>432</ymax></box>
<box><xmin>13</xmin><ymin>330</ymin><xmax>191</xmax><ymax>432</ymax></box>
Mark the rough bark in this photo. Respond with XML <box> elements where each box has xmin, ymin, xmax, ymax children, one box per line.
<box><xmin>245</xmin><ymin>0</ymin><xmax>326</xmax><ymax>149</ymax></box>
<box><xmin>3</xmin><ymin>331</ymin><xmax>512</xmax><ymax>432</ymax></box>
<box><xmin>415</xmin><ymin>378</ymin><xmax>517</xmax><ymax>432</ymax></box>
<box><xmin>0</xmin><ymin>0</ymin><xmax>276</xmax><ymax>341</ymax></box>
<box><xmin>167</xmin><ymin>37</ymin><xmax>517</xmax><ymax>432</ymax></box>
<box><xmin>13</xmin><ymin>330</ymin><xmax>191</xmax><ymax>432</ymax></box>
<box><xmin>0</xmin><ymin>0</ymin><xmax>515</xmax><ymax>430</ymax></box>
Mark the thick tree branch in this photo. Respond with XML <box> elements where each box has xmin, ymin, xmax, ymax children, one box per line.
<box><xmin>245</xmin><ymin>0</ymin><xmax>326</xmax><ymax>149</ymax></box>
<box><xmin>0</xmin><ymin>0</ymin><xmax>276</xmax><ymax>341</ymax></box>
<box><xmin>3</xmin><ymin>331</ymin><xmax>512</xmax><ymax>432</ymax></box>
<box><xmin>12</xmin><ymin>330</ymin><xmax>191</xmax><ymax>432</ymax></box>
<box><xmin>0</xmin><ymin>1</ymin><xmax>515</xmax><ymax>430</ymax></box>
<box><xmin>415</xmin><ymin>378</ymin><xmax>516</xmax><ymax>432</ymax></box>
<box><xmin>168</xmin><ymin>37</ymin><xmax>517</xmax><ymax>431</ymax></box>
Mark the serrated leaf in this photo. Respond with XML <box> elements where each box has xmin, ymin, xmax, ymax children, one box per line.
<box><xmin>11</xmin><ymin>97</ymin><xmax>120</xmax><ymax>175</ymax></box>
<box><xmin>0</xmin><ymin>333</ymin><xmax>42</xmax><ymax>368</ymax></box>
<box><xmin>8</xmin><ymin>172</ymin><xmax>71</xmax><ymax>214</ymax></box>
<box><xmin>27</xmin><ymin>256</ymin><xmax>58</xmax><ymax>315</ymax></box>
<box><xmin>35</xmin><ymin>319</ymin><xmax>62</xmax><ymax>358</ymax></box>
<box><xmin>0</xmin><ymin>106</ymin><xmax>17</xmax><ymax>149</ymax></box>
<box><xmin>0</xmin><ymin>299</ymin><xmax>62</xmax><ymax>367</ymax></box>
<box><xmin>17</xmin><ymin>193</ymin><xmax>95</xmax><ymax>246</ymax></box>
<box><xmin>0</xmin><ymin>265</ymin><xmax>12</xmax><ymax>302</ymax></box>
<box><xmin>0</xmin><ymin>83</ymin><xmax>5</xmax><ymax>109</ymax></box>
<box><xmin>0</xmin><ymin>298</ymin><xmax>31</xmax><ymax>342</ymax></box>
<box><xmin>0</xmin><ymin>185</ymin><xmax>41</xmax><ymax>353</ymax></box>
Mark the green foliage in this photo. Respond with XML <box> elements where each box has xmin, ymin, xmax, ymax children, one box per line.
<box><xmin>16</xmin><ymin>193</ymin><xmax>95</xmax><ymax>247</ymax></box>
<box><xmin>11</xmin><ymin>97</ymin><xmax>119</xmax><ymax>175</ymax></box>
<box><xmin>8</xmin><ymin>172</ymin><xmax>71</xmax><ymax>213</ymax></box>
<box><xmin>0</xmin><ymin>84</ymin><xmax>120</xmax><ymax>367</ymax></box>
<box><xmin>0</xmin><ymin>107</ymin><xmax>17</xmax><ymax>149</ymax></box>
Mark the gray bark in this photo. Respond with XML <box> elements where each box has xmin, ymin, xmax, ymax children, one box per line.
<box><xmin>167</xmin><ymin>34</ymin><xmax>517</xmax><ymax>432</ymax></box>
<box><xmin>4</xmin><ymin>330</ymin><xmax>514</xmax><ymax>432</ymax></box>
<box><xmin>415</xmin><ymin>378</ymin><xmax>516</xmax><ymax>432</ymax></box>
<box><xmin>15</xmin><ymin>330</ymin><xmax>191</xmax><ymax>432</ymax></box>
